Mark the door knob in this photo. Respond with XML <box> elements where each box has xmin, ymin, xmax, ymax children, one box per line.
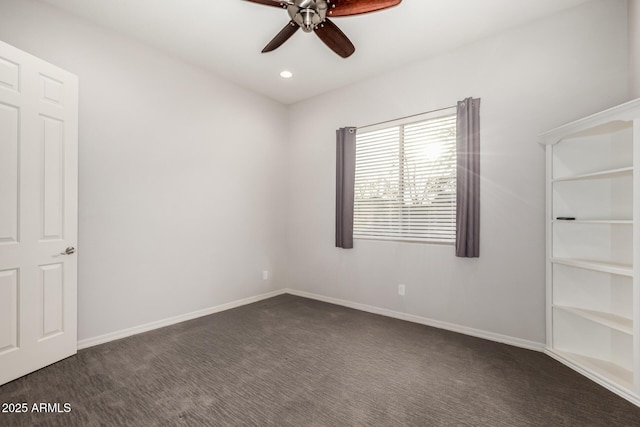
<box><xmin>60</xmin><ymin>246</ymin><xmax>76</xmax><ymax>255</ymax></box>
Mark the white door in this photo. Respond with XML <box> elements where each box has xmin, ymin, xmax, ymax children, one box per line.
<box><xmin>0</xmin><ymin>40</ymin><xmax>78</xmax><ymax>386</ymax></box>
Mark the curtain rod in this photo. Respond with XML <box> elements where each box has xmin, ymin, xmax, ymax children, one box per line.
<box><xmin>357</xmin><ymin>105</ymin><xmax>457</xmax><ymax>130</ymax></box>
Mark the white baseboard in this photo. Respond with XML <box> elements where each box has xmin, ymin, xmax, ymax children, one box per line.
<box><xmin>283</xmin><ymin>288</ymin><xmax>545</xmax><ymax>352</ymax></box>
<box><xmin>78</xmin><ymin>287</ymin><xmax>544</xmax><ymax>354</ymax></box>
<box><xmin>77</xmin><ymin>289</ymin><xmax>287</xmax><ymax>350</ymax></box>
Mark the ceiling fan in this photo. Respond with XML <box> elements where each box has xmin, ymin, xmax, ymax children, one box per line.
<box><xmin>244</xmin><ymin>0</ymin><xmax>402</xmax><ymax>58</ymax></box>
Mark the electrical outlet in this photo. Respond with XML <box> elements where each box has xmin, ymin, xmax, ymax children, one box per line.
<box><xmin>263</xmin><ymin>270</ymin><xmax>269</xmax><ymax>281</ymax></box>
<box><xmin>398</xmin><ymin>284</ymin><xmax>406</xmax><ymax>296</ymax></box>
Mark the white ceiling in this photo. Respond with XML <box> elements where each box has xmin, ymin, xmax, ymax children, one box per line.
<box><xmin>41</xmin><ymin>0</ymin><xmax>592</xmax><ymax>104</ymax></box>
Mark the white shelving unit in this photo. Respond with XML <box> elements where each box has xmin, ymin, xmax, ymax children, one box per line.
<box><xmin>540</xmin><ymin>99</ymin><xmax>640</xmax><ymax>406</ymax></box>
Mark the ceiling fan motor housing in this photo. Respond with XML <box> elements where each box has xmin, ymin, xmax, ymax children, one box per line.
<box><xmin>288</xmin><ymin>0</ymin><xmax>328</xmax><ymax>32</ymax></box>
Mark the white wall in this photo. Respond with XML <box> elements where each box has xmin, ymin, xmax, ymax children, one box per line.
<box><xmin>631</xmin><ymin>0</ymin><xmax>640</xmax><ymax>98</ymax></box>
<box><xmin>285</xmin><ymin>0</ymin><xmax>629</xmax><ymax>344</ymax></box>
<box><xmin>0</xmin><ymin>0</ymin><xmax>289</xmax><ymax>340</ymax></box>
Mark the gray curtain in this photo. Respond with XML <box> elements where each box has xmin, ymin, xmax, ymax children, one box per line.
<box><xmin>335</xmin><ymin>127</ymin><xmax>356</xmax><ymax>249</ymax></box>
<box><xmin>456</xmin><ymin>98</ymin><xmax>481</xmax><ymax>258</ymax></box>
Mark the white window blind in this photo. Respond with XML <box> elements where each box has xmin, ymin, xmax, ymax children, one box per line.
<box><xmin>354</xmin><ymin>110</ymin><xmax>457</xmax><ymax>243</ymax></box>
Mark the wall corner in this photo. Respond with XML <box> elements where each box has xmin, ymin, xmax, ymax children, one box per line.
<box><xmin>630</xmin><ymin>0</ymin><xmax>640</xmax><ymax>99</ymax></box>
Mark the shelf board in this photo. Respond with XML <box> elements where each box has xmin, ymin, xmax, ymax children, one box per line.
<box><xmin>550</xmin><ymin>258</ymin><xmax>633</xmax><ymax>276</ymax></box>
<box><xmin>551</xmin><ymin>350</ymin><xmax>634</xmax><ymax>392</ymax></box>
<box><xmin>553</xmin><ymin>305</ymin><xmax>633</xmax><ymax>335</ymax></box>
<box><xmin>552</xmin><ymin>220</ymin><xmax>633</xmax><ymax>225</ymax></box>
<box><xmin>552</xmin><ymin>167</ymin><xmax>633</xmax><ymax>183</ymax></box>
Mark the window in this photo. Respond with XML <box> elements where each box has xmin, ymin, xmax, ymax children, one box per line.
<box><xmin>354</xmin><ymin>109</ymin><xmax>457</xmax><ymax>244</ymax></box>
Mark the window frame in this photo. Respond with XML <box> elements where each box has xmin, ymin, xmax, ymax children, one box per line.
<box><xmin>353</xmin><ymin>107</ymin><xmax>457</xmax><ymax>245</ymax></box>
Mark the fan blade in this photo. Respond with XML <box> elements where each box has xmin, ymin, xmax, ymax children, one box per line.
<box><xmin>314</xmin><ymin>19</ymin><xmax>355</xmax><ymax>58</ymax></box>
<box><xmin>328</xmin><ymin>0</ymin><xmax>401</xmax><ymax>17</ymax></box>
<box><xmin>243</xmin><ymin>0</ymin><xmax>289</xmax><ymax>8</ymax></box>
<box><xmin>262</xmin><ymin>21</ymin><xmax>300</xmax><ymax>53</ymax></box>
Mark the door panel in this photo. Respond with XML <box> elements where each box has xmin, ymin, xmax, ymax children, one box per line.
<box><xmin>0</xmin><ymin>102</ymin><xmax>19</xmax><ymax>243</ymax></box>
<box><xmin>41</xmin><ymin>115</ymin><xmax>65</xmax><ymax>240</ymax></box>
<box><xmin>0</xmin><ymin>56</ymin><xmax>19</xmax><ymax>91</ymax></box>
<box><xmin>0</xmin><ymin>269</ymin><xmax>18</xmax><ymax>354</ymax></box>
<box><xmin>0</xmin><ymin>40</ymin><xmax>78</xmax><ymax>386</ymax></box>
<box><xmin>40</xmin><ymin>263</ymin><xmax>64</xmax><ymax>339</ymax></box>
<box><xmin>41</xmin><ymin>74</ymin><xmax>65</xmax><ymax>106</ymax></box>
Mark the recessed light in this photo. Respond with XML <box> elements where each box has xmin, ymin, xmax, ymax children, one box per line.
<box><xmin>280</xmin><ymin>70</ymin><xmax>293</xmax><ymax>79</ymax></box>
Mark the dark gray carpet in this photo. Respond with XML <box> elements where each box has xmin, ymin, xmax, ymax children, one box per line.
<box><xmin>1</xmin><ymin>294</ymin><xmax>640</xmax><ymax>426</ymax></box>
